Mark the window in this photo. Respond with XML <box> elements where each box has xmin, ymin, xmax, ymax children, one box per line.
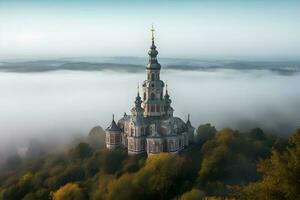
<box><xmin>154</xmin><ymin>142</ymin><xmax>158</xmax><ymax>152</ymax></box>
<box><xmin>141</xmin><ymin>127</ymin><xmax>145</xmax><ymax>135</ymax></box>
<box><xmin>151</xmin><ymin>105</ymin><xmax>155</xmax><ymax>112</ymax></box>
<box><xmin>149</xmin><ymin>143</ymin><xmax>153</xmax><ymax>152</ymax></box>
<box><xmin>151</xmin><ymin>93</ymin><xmax>155</xmax><ymax>100</ymax></box>
<box><xmin>110</xmin><ymin>135</ymin><xmax>115</xmax><ymax>144</ymax></box>
<box><xmin>116</xmin><ymin>135</ymin><xmax>120</xmax><ymax>143</ymax></box>
<box><xmin>156</xmin><ymin>105</ymin><xmax>160</xmax><ymax>112</ymax></box>
<box><xmin>129</xmin><ymin>140</ymin><xmax>134</xmax><ymax>150</ymax></box>
<box><xmin>151</xmin><ymin>73</ymin><xmax>154</xmax><ymax>81</ymax></box>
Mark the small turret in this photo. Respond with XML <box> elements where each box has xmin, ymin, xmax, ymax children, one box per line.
<box><xmin>185</xmin><ymin>114</ymin><xmax>195</xmax><ymax>143</ymax></box>
<box><xmin>164</xmin><ymin>81</ymin><xmax>174</xmax><ymax>117</ymax></box>
<box><xmin>164</xmin><ymin>81</ymin><xmax>172</xmax><ymax>105</ymax></box>
<box><xmin>105</xmin><ymin>114</ymin><xmax>122</xmax><ymax>149</ymax></box>
<box><xmin>132</xmin><ymin>85</ymin><xmax>144</xmax><ymax>117</ymax></box>
<box><xmin>135</xmin><ymin>86</ymin><xmax>142</xmax><ymax>108</ymax></box>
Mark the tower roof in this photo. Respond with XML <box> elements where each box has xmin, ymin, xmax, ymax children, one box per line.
<box><xmin>164</xmin><ymin>81</ymin><xmax>172</xmax><ymax>105</ymax></box>
<box><xmin>134</xmin><ymin>84</ymin><xmax>142</xmax><ymax>107</ymax></box>
<box><xmin>186</xmin><ymin>114</ymin><xmax>192</xmax><ymax>126</ymax></box>
<box><xmin>107</xmin><ymin>114</ymin><xmax>121</xmax><ymax>131</ymax></box>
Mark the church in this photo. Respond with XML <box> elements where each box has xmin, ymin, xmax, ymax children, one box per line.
<box><xmin>105</xmin><ymin>27</ymin><xmax>195</xmax><ymax>155</ymax></box>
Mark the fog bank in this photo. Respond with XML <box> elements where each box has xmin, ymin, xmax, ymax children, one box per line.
<box><xmin>0</xmin><ymin>69</ymin><xmax>300</xmax><ymax>157</ymax></box>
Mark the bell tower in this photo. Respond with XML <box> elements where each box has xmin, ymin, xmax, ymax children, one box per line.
<box><xmin>142</xmin><ymin>26</ymin><xmax>166</xmax><ymax>117</ymax></box>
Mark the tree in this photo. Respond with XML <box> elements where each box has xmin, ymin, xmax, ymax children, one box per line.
<box><xmin>196</xmin><ymin>123</ymin><xmax>217</xmax><ymax>145</ymax></box>
<box><xmin>138</xmin><ymin>153</ymin><xmax>187</xmax><ymax>199</ymax></box>
<box><xmin>106</xmin><ymin>153</ymin><xmax>189</xmax><ymax>200</ymax></box>
<box><xmin>198</xmin><ymin>127</ymin><xmax>276</xmax><ymax>196</ymax></box>
<box><xmin>107</xmin><ymin>174</ymin><xmax>142</xmax><ymax>200</ymax></box>
<box><xmin>99</xmin><ymin>149</ymin><xmax>127</xmax><ymax>174</ymax></box>
<box><xmin>70</xmin><ymin>143</ymin><xmax>93</xmax><ymax>160</ymax></box>
<box><xmin>249</xmin><ymin>128</ymin><xmax>265</xmax><ymax>140</ymax></box>
<box><xmin>4</xmin><ymin>154</ymin><xmax>22</xmax><ymax>170</ymax></box>
<box><xmin>237</xmin><ymin>129</ymin><xmax>300</xmax><ymax>200</ymax></box>
<box><xmin>1</xmin><ymin>172</ymin><xmax>34</xmax><ymax>200</ymax></box>
<box><xmin>52</xmin><ymin>183</ymin><xmax>87</xmax><ymax>200</ymax></box>
<box><xmin>180</xmin><ymin>188</ymin><xmax>205</xmax><ymax>200</ymax></box>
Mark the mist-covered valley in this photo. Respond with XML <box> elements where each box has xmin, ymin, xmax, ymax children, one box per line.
<box><xmin>1</xmin><ymin>58</ymin><xmax>300</xmax><ymax>164</ymax></box>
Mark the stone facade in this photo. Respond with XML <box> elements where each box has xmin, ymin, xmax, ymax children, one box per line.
<box><xmin>105</xmin><ymin>27</ymin><xmax>195</xmax><ymax>155</ymax></box>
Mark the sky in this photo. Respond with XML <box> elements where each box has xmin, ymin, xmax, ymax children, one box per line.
<box><xmin>0</xmin><ymin>0</ymin><xmax>300</xmax><ymax>60</ymax></box>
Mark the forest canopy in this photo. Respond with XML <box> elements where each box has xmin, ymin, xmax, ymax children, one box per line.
<box><xmin>0</xmin><ymin>124</ymin><xmax>298</xmax><ymax>200</ymax></box>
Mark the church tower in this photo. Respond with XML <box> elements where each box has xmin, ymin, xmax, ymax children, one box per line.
<box><xmin>105</xmin><ymin>26</ymin><xmax>195</xmax><ymax>155</ymax></box>
<box><xmin>142</xmin><ymin>26</ymin><xmax>169</xmax><ymax>117</ymax></box>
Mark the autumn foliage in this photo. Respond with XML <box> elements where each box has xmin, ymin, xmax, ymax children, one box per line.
<box><xmin>0</xmin><ymin>125</ymin><xmax>297</xmax><ymax>200</ymax></box>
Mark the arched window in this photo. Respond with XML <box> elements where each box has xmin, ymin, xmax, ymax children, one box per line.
<box><xmin>151</xmin><ymin>73</ymin><xmax>154</xmax><ymax>81</ymax></box>
<box><xmin>151</xmin><ymin>93</ymin><xmax>155</xmax><ymax>100</ymax></box>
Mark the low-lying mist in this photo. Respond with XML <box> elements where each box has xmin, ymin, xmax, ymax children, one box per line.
<box><xmin>1</xmin><ymin>68</ymin><xmax>300</xmax><ymax>162</ymax></box>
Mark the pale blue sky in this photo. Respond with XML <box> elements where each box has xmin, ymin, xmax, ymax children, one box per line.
<box><xmin>0</xmin><ymin>0</ymin><xmax>299</xmax><ymax>60</ymax></box>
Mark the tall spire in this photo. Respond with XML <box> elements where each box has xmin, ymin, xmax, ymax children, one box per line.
<box><xmin>147</xmin><ymin>25</ymin><xmax>161</xmax><ymax>70</ymax></box>
<box><xmin>186</xmin><ymin>113</ymin><xmax>192</xmax><ymax>127</ymax></box>
<box><xmin>165</xmin><ymin>80</ymin><xmax>169</xmax><ymax>95</ymax></box>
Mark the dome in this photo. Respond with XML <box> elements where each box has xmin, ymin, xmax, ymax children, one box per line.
<box><xmin>148</xmin><ymin>49</ymin><xmax>158</xmax><ymax>57</ymax></box>
<box><xmin>146</xmin><ymin>63</ymin><xmax>161</xmax><ymax>70</ymax></box>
